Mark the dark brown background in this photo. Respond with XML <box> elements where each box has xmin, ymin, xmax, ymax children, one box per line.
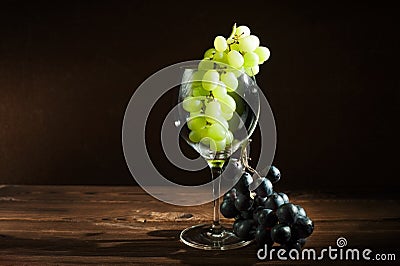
<box><xmin>0</xmin><ymin>1</ymin><xmax>398</xmax><ymax>193</ymax></box>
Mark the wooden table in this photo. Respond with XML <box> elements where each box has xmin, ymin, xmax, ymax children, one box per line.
<box><xmin>0</xmin><ymin>185</ymin><xmax>399</xmax><ymax>265</ymax></box>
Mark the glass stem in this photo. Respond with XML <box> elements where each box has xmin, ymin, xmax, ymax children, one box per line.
<box><xmin>208</xmin><ymin>160</ymin><xmax>225</xmax><ymax>232</ymax></box>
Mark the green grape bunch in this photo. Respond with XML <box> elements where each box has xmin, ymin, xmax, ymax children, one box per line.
<box><xmin>182</xmin><ymin>23</ymin><xmax>270</xmax><ymax>153</ymax></box>
<box><xmin>210</xmin><ymin>24</ymin><xmax>270</xmax><ymax>77</ymax></box>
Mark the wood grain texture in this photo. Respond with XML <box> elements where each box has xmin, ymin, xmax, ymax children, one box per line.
<box><xmin>0</xmin><ymin>185</ymin><xmax>399</xmax><ymax>265</ymax></box>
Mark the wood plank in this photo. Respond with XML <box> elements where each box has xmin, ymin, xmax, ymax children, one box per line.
<box><xmin>0</xmin><ymin>185</ymin><xmax>399</xmax><ymax>265</ymax></box>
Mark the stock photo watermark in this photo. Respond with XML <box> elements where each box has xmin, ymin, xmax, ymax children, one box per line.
<box><xmin>257</xmin><ymin>237</ymin><xmax>396</xmax><ymax>261</ymax></box>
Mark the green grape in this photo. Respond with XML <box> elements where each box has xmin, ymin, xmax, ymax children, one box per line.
<box><xmin>208</xmin><ymin>123</ymin><xmax>227</xmax><ymax>141</ymax></box>
<box><xmin>199</xmin><ymin>137</ymin><xmax>212</xmax><ymax>151</ymax></box>
<box><xmin>212</xmin><ymin>84</ymin><xmax>227</xmax><ymax>99</ymax></box>
<box><xmin>188</xmin><ymin>71</ymin><xmax>203</xmax><ymax>89</ymax></box>
<box><xmin>238</xmin><ymin>35</ymin><xmax>259</xmax><ymax>52</ymax></box>
<box><xmin>254</xmin><ymin>46</ymin><xmax>270</xmax><ymax>63</ymax></box>
<box><xmin>245</xmin><ymin>65</ymin><xmax>259</xmax><ymax>77</ymax></box>
<box><xmin>205</xmin><ymin>100</ymin><xmax>221</xmax><ymax>117</ymax></box>
<box><xmin>227</xmin><ymin>50</ymin><xmax>244</xmax><ymax>69</ymax></box>
<box><xmin>229</xmin><ymin>42</ymin><xmax>240</xmax><ymax>51</ymax></box>
<box><xmin>204</xmin><ymin>100</ymin><xmax>222</xmax><ymax>123</ymax></box>
<box><xmin>221</xmin><ymin>110</ymin><xmax>233</xmax><ymax>121</ymax></box>
<box><xmin>192</xmin><ymin>86</ymin><xmax>210</xmax><ymax>96</ymax></box>
<box><xmin>202</xmin><ymin>70</ymin><xmax>219</xmax><ymax>91</ymax></box>
<box><xmin>219</xmin><ymin>116</ymin><xmax>229</xmax><ymax>129</ymax></box>
<box><xmin>214</xmin><ymin>36</ymin><xmax>228</xmax><ymax>52</ymax></box>
<box><xmin>220</xmin><ymin>72</ymin><xmax>238</xmax><ymax>92</ymax></box>
<box><xmin>204</xmin><ymin>48</ymin><xmax>216</xmax><ymax>59</ymax></box>
<box><xmin>189</xmin><ymin>128</ymin><xmax>207</xmax><ymax>143</ymax></box>
<box><xmin>226</xmin><ymin>130</ymin><xmax>234</xmax><ymax>145</ymax></box>
<box><xmin>235</xmin><ymin>25</ymin><xmax>250</xmax><ymax>38</ymax></box>
<box><xmin>243</xmin><ymin>51</ymin><xmax>259</xmax><ymax>67</ymax></box>
<box><xmin>205</xmin><ymin>112</ymin><xmax>229</xmax><ymax>128</ymax></box>
<box><xmin>229</xmin><ymin>66</ymin><xmax>244</xmax><ymax>78</ymax></box>
<box><xmin>212</xmin><ymin>51</ymin><xmax>228</xmax><ymax>63</ymax></box>
<box><xmin>211</xmin><ymin>137</ymin><xmax>227</xmax><ymax>152</ymax></box>
<box><xmin>187</xmin><ymin>116</ymin><xmax>206</xmax><ymax>131</ymax></box>
<box><xmin>219</xmin><ymin>95</ymin><xmax>236</xmax><ymax>113</ymax></box>
<box><xmin>198</xmin><ymin>59</ymin><xmax>214</xmax><ymax>71</ymax></box>
<box><xmin>208</xmin><ymin>116</ymin><xmax>226</xmax><ymax>128</ymax></box>
<box><xmin>190</xmin><ymin>111</ymin><xmax>202</xmax><ymax>118</ymax></box>
<box><xmin>183</xmin><ymin>97</ymin><xmax>203</xmax><ymax>112</ymax></box>
<box><xmin>190</xmin><ymin>70</ymin><xmax>204</xmax><ymax>82</ymax></box>
<box><xmin>200</xmin><ymin>137</ymin><xmax>225</xmax><ymax>152</ymax></box>
<box><xmin>188</xmin><ymin>83</ymin><xmax>202</xmax><ymax>94</ymax></box>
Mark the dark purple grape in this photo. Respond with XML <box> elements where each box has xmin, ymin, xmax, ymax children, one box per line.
<box><xmin>223</xmin><ymin>188</ymin><xmax>237</xmax><ymax>202</ymax></box>
<box><xmin>282</xmin><ymin>241</ymin><xmax>302</xmax><ymax>251</ymax></box>
<box><xmin>233</xmin><ymin>218</ymin><xmax>242</xmax><ymax>233</ymax></box>
<box><xmin>293</xmin><ymin>237</ymin><xmax>306</xmax><ymax>248</ymax></box>
<box><xmin>292</xmin><ymin>216</ymin><xmax>314</xmax><ymax>238</ymax></box>
<box><xmin>276</xmin><ymin>203</ymin><xmax>299</xmax><ymax>225</ymax></box>
<box><xmin>257</xmin><ymin>208</ymin><xmax>278</xmax><ymax>227</ymax></box>
<box><xmin>255</xmin><ymin>225</ymin><xmax>273</xmax><ymax>247</ymax></box>
<box><xmin>234</xmin><ymin>193</ymin><xmax>253</xmax><ymax>211</ymax></box>
<box><xmin>233</xmin><ymin>219</ymin><xmax>255</xmax><ymax>240</ymax></box>
<box><xmin>284</xmin><ymin>235</ymin><xmax>307</xmax><ymax>250</ymax></box>
<box><xmin>271</xmin><ymin>224</ymin><xmax>291</xmax><ymax>244</ymax></box>
<box><xmin>253</xmin><ymin>178</ymin><xmax>273</xmax><ymax>198</ymax></box>
<box><xmin>298</xmin><ymin>238</ymin><xmax>307</xmax><ymax>247</ymax></box>
<box><xmin>239</xmin><ymin>209</ymin><xmax>253</xmax><ymax>220</ymax></box>
<box><xmin>254</xmin><ymin>196</ymin><xmax>267</xmax><ymax>207</ymax></box>
<box><xmin>235</xmin><ymin>172</ymin><xmax>253</xmax><ymax>194</ymax></box>
<box><xmin>264</xmin><ymin>193</ymin><xmax>285</xmax><ymax>210</ymax></box>
<box><xmin>278</xmin><ymin>192</ymin><xmax>289</xmax><ymax>204</ymax></box>
<box><xmin>252</xmin><ymin>206</ymin><xmax>265</xmax><ymax>221</ymax></box>
<box><xmin>267</xmin><ymin>165</ymin><xmax>281</xmax><ymax>183</ymax></box>
<box><xmin>297</xmin><ymin>205</ymin><xmax>307</xmax><ymax>217</ymax></box>
<box><xmin>220</xmin><ymin>199</ymin><xmax>239</xmax><ymax>218</ymax></box>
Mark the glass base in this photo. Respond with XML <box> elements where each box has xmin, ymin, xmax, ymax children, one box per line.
<box><xmin>180</xmin><ymin>223</ymin><xmax>253</xmax><ymax>250</ymax></box>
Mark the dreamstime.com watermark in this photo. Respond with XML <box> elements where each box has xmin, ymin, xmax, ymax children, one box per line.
<box><xmin>257</xmin><ymin>237</ymin><xmax>397</xmax><ymax>261</ymax></box>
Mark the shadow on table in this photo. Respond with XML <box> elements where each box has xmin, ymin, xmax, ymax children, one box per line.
<box><xmin>2</xmin><ymin>231</ymin><xmax>395</xmax><ymax>265</ymax></box>
<box><xmin>0</xmin><ymin>230</ymin><xmax>259</xmax><ymax>264</ymax></box>
<box><xmin>146</xmin><ymin>229</ymin><xmax>259</xmax><ymax>264</ymax></box>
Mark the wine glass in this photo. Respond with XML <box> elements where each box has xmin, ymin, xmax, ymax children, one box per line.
<box><xmin>176</xmin><ymin>62</ymin><xmax>260</xmax><ymax>250</ymax></box>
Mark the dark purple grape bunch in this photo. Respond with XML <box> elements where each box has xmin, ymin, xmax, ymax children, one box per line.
<box><xmin>220</xmin><ymin>165</ymin><xmax>314</xmax><ymax>250</ymax></box>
